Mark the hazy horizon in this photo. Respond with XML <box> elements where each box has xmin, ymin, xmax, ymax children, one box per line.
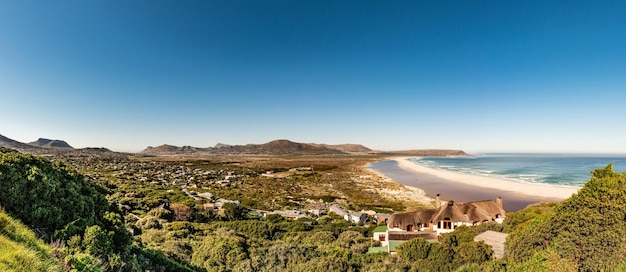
<box><xmin>2</xmin><ymin>1</ymin><xmax>625</xmax><ymax>154</ymax></box>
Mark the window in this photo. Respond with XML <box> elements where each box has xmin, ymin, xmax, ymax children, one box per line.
<box><xmin>379</xmin><ymin>234</ymin><xmax>386</xmax><ymax>242</ymax></box>
<box><xmin>393</xmin><ymin>222</ymin><xmax>399</xmax><ymax>228</ymax></box>
<box><xmin>406</xmin><ymin>224</ymin><xmax>415</xmax><ymax>232</ymax></box>
<box><xmin>442</xmin><ymin>217</ymin><xmax>452</xmax><ymax>229</ymax></box>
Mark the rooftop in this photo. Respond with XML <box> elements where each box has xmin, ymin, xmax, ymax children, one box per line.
<box><xmin>372</xmin><ymin>225</ymin><xmax>388</xmax><ymax>233</ymax></box>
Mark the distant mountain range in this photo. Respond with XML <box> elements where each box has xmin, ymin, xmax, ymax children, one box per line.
<box><xmin>0</xmin><ymin>134</ymin><xmax>117</xmax><ymax>157</ymax></box>
<box><xmin>0</xmin><ymin>133</ymin><xmax>467</xmax><ymax>157</ymax></box>
<box><xmin>140</xmin><ymin>139</ymin><xmax>368</xmax><ymax>156</ymax></box>
<box><xmin>140</xmin><ymin>140</ymin><xmax>467</xmax><ymax>157</ymax></box>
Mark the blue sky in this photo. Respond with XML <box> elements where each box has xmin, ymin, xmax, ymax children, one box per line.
<box><xmin>1</xmin><ymin>1</ymin><xmax>625</xmax><ymax>153</ymax></box>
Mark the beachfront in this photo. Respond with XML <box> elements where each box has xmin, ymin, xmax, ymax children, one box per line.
<box><xmin>368</xmin><ymin>157</ymin><xmax>580</xmax><ymax>211</ymax></box>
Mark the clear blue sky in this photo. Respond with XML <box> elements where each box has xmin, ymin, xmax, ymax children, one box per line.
<box><xmin>1</xmin><ymin>1</ymin><xmax>625</xmax><ymax>153</ymax></box>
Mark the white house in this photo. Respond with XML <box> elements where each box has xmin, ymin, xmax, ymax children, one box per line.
<box><xmin>344</xmin><ymin>212</ymin><xmax>368</xmax><ymax>224</ymax></box>
<box><xmin>269</xmin><ymin>210</ymin><xmax>308</xmax><ymax>220</ymax></box>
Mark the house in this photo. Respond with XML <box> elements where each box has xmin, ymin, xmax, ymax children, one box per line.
<box><xmin>373</xmin><ymin>213</ymin><xmax>391</xmax><ymax>224</ymax></box>
<box><xmin>373</xmin><ymin>197</ymin><xmax>506</xmax><ymax>253</ymax></box>
<box><xmin>344</xmin><ymin>212</ymin><xmax>368</xmax><ymax>224</ymax></box>
<box><xmin>329</xmin><ymin>205</ymin><xmax>349</xmax><ymax>217</ymax></box>
<box><xmin>197</xmin><ymin>192</ymin><xmax>214</xmax><ymax>200</ymax></box>
<box><xmin>372</xmin><ymin>225</ymin><xmax>388</xmax><ymax>245</ymax></box>
<box><xmin>387</xmin><ymin>197</ymin><xmax>505</xmax><ymax>236</ymax></box>
<box><xmin>306</xmin><ymin>204</ymin><xmax>328</xmax><ymax>216</ymax></box>
<box><xmin>214</xmin><ymin>198</ymin><xmax>240</xmax><ymax>208</ymax></box>
<box><xmin>268</xmin><ymin>210</ymin><xmax>308</xmax><ymax>220</ymax></box>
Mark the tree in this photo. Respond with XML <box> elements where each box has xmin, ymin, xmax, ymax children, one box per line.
<box><xmin>396</xmin><ymin>238</ymin><xmax>432</xmax><ymax>262</ymax></box>
<box><xmin>507</xmin><ymin>165</ymin><xmax>626</xmax><ymax>271</ymax></box>
<box><xmin>191</xmin><ymin>229</ymin><xmax>249</xmax><ymax>271</ymax></box>
<box><xmin>0</xmin><ymin>151</ymin><xmax>110</xmax><ymax>238</ymax></box>
<box><xmin>220</xmin><ymin>203</ymin><xmax>248</xmax><ymax>221</ymax></box>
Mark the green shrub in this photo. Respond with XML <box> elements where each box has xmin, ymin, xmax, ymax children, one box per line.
<box><xmin>507</xmin><ymin>165</ymin><xmax>626</xmax><ymax>271</ymax></box>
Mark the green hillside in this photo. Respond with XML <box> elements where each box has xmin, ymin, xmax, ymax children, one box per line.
<box><xmin>0</xmin><ymin>209</ymin><xmax>62</xmax><ymax>272</ymax></box>
<box><xmin>504</xmin><ymin>164</ymin><xmax>626</xmax><ymax>271</ymax></box>
<box><xmin>0</xmin><ymin>147</ymin><xmax>196</xmax><ymax>271</ymax></box>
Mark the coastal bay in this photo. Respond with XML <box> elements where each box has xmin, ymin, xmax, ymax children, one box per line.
<box><xmin>367</xmin><ymin>157</ymin><xmax>580</xmax><ymax>211</ymax></box>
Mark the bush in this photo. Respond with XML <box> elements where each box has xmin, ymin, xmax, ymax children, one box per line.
<box><xmin>0</xmin><ymin>151</ymin><xmax>110</xmax><ymax>239</ymax></box>
<box><xmin>397</xmin><ymin>238</ymin><xmax>431</xmax><ymax>262</ymax></box>
<box><xmin>507</xmin><ymin>165</ymin><xmax>626</xmax><ymax>271</ymax></box>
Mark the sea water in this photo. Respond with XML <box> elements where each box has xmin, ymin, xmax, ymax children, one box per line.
<box><xmin>409</xmin><ymin>154</ymin><xmax>626</xmax><ymax>187</ymax></box>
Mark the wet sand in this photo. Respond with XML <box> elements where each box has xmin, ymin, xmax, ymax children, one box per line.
<box><xmin>367</xmin><ymin>159</ymin><xmax>579</xmax><ymax>211</ymax></box>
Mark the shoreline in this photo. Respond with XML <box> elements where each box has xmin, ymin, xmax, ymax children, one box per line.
<box><xmin>367</xmin><ymin>157</ymin><xmax>580</xmax><ymax>211</ymax></box>
<box><xmin>395</xmin><ymin>157</ymin><xmax>579</xmax><ymax>199</ymax></box>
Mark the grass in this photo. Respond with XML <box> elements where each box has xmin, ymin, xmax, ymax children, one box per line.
<box><xmin>0</xmin><ymin>210</ymin><xmax>62</xmax><ymax>272</ymax></box>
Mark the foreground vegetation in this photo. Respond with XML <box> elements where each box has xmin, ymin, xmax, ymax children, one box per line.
<box><xmin>2</xmin><ymin>147</ymin><xmax>626</xmax><ymax>271</ymax></box>
<box><xmin>0</xmin><ymin>209</ymin><xmax>62</xmax><ymax>271</ymax></box>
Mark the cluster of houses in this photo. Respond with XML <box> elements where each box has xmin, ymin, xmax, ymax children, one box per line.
<box><xmin>369</xmin><ymin>196</ymin><xmax>507</xmax><ymax>256</ymax></box>
<box><xmin>328</xmin><ymin>205</ymin><xmax>390</xmax><ymax>225</ymax></box>
<box><xmin>93</xmin><ymin>160</ymin><xmax>240</xmax><ymax>188</ymax></box>
<box><xmin>260</xmin><ymin>203</ymin><xmax>390</xmax><ymax>224</ymax></box>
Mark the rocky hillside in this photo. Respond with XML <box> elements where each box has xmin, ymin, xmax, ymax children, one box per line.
<box><xmin>0</xmin><ymin>134</ymin><xmax>128</xmax><ymax>159</ymax></box>
<box><xmin>28</xmin><ymin>138</ymin><xmax>73</xmax><ymax>149</ymax></box>
<box><xmin>141</xmin><ymin>139</ymin><xmax>348</xmax><ymax>156</ymax></box>
<box><xmin>0</xmin><ymin>134</ymin><xmax>44</xmax><ymax>153</ymax></box>
<box><xmin>309</xmin><ymin>143</ymin><xmax>372</xmax><ymax>153</ymax></box>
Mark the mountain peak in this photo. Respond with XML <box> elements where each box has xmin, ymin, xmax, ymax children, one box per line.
<box><xmin>28</xmin><ymin>138</ymin><xmax>73</xmax><ymax>149</ymax></box>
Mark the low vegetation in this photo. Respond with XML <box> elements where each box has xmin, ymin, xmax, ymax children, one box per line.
<box><xmin>0</xmin><ymin>209</ymin><xmax>62</xmax><ymax>272</ymax></box>
<box><xmin>3</xmin><ymin>145</ymin><xmax>626</xmax><ymax>272</ymax></box>
<box><xmin>504</xmin><ymin>164</ymin><xmax>626</xmax><ymax>271</ymax></box>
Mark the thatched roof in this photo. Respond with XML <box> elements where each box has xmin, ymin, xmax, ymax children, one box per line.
<box><xmin>388</xmin><ymin>198</ymin><xmax>506</xmax><ymax>230</ymax></box>
<box><xmin>431</xmin><ymin>201</ymin><xmax>468</xmax><ymax>222</ymax></box>
<box><xmin>458</xmin><ymin>200</ymin><xmax>506</xmax><ymax>222</ymax></box>
<box><xmin>387</xmin><ymin>209</ymin><xmax>436</xmax><ymax>229</ymax></box>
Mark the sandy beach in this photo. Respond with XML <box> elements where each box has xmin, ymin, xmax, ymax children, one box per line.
<box><xmin>368</xmin><ymin>157</ymin><xmax>580</xmax><ymax>211</ymax></box>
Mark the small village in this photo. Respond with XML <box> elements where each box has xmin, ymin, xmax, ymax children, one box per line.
<box><xmin>75</xmin><ymin>158</ymin><xmax>392</xmax><ymax>223</ymax></box>
<box><xmin>55</xmin><ymin>155</ymin><xmax>510</xmax><ymax>261</ymax></box>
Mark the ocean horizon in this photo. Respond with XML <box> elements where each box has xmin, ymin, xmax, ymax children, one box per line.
<box><xmin>408</xmin><ymin>153</ymin><xmax>626</xmax><ymax>187</ymax></box>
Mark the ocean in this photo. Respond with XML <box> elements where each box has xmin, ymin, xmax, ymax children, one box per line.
<box><xmin>408</xmin><ymin>154</ymin><xmax>626</xmax><ymax>187</ymax></box>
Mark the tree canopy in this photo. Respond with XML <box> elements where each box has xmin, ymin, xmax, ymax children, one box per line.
<box><xmin>507</xmin><ymin>164</ymin><xmax>626</xmax><ymax>271</ymax></box>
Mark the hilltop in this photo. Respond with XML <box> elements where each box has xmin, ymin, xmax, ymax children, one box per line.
<box><xmin>28</xmin><ymin>138</ymin><xmax>73</xmax><ymax>149</ymax></box>
<box><xmin>0</xmin><ymin>134</ymin><xmax>41</xmax><ymax>152</ymax></box>
<box><xmin>0</xmin><ymin>134</ymin><xmax>128</xmax><ymax>159</ymax></box>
